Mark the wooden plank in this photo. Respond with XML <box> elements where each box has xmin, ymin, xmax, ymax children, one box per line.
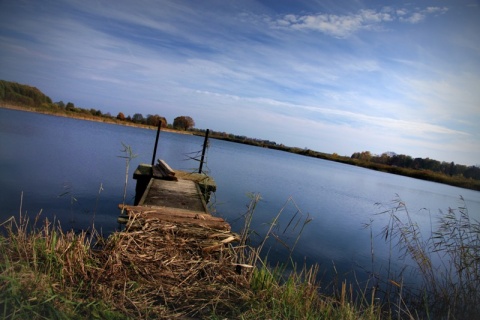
<box><xmin>157</xmin><ymin>159</ymin><xmax>175</xmax><ymax>176</ymax></box>
<box><xmin>142</xmin><ymin>179</ymin><xmax>207</xmax><ymax>212</ymax></box>
<box><xmin>152</xmin><ymin>166</ymin><xmax>177</xmax><ymax>180</ymax></box>
<box><xmin>174</xmin><ymin>171</ymin><xmax>217</xmax><ymax>192</ymax></box>
<box><xmin>120</xmin><ymin>205</ymin><xmax>230</xmax><ymax>230</ymax></box>
<box><xmin>118</xmin><ymin>205</ymin><xmax>224</xmax><ymax>222</ymax></box>
<box><xmin>143</xmin><ymin>213</ymin><xmax>230</xmax><ymax>230</ymax></box>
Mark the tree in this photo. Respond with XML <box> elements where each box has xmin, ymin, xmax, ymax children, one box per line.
<box><xmin>116</xmin><ymin>112</ymin><xmax>126</xmax><ymax>121</ymax></box>
<box><xmin>132</xmin><ymin>113</ymin><xmax>145</xmax><ymax>124</ymax></box>
<box><xmin>0</xmin><ymin>80</ymin><xmax>52</xmax><ymax>107</ymax></box>
<box><xmin>448</xmin><ymin>162</ymin><xmax>455</xmax><ymax>176</ymax></box>
<box><xmin>173</xmin><ymin>116</ymin><xmax>195</xmax><ymax>130</ymax></box>
<box><xmin>377</xmin><ymin>152</ymin><xmax>390</xmax><ymax>164</ymax></box>
<box><xmin>464</xmin><ymin>166</ymin><xmax>480</xmax><ymax>180</ymax></box>
<box><xmin>66</xmin><ymin>102</ymin><xmax>75</xmax><ymax>111</ymax></box>
<box><xmin>412</xmin><ymin>158</ymin><xmax>424</xmax><ymax>170</ymax></box>
<box><xmin>90</xmin><ymin>108</ymin><xmax>102</xmax><ymax>116</ymax></box>
<box><xmin>146</xmin><ymin>114</ymin><xmax>167</xmax><ymax>127</ymax></box>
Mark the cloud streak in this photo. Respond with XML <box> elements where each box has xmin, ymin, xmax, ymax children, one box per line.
<box><xmin>272</xmin><ymin>6</ymin><xmax>449</xmax><ymax>37</ymax></box>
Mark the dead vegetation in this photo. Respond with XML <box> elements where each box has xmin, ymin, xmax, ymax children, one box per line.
<box><xmin>99</xmin><ymin>212</ymin><xmax>252</xmax><ymax>317</ymax></box>
<box><xmin>0</xmin><ymin>212</ymin><xmax>254</xmax><ymax>319</ymax></box>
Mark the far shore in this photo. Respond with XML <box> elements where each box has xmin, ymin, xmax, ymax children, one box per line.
<box><xmin>2</xmin><ymin>103</ymin><xmax>480</xmax><ymax>192</ymax></box>
<box><xmin>0</xmin><ymin>104</ymin><xmax>191</xmax><ymax>135</ymax></box>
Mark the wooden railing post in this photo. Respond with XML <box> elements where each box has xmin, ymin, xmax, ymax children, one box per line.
<box><xmin>198</xmin><ymin>129</ymin><xmax>209</xmax><ymax>174</ymax></box>
<box><xmin>151</xmin><ymin>121</ymin><xmax>162</xmax><ymax>167</ymax></box>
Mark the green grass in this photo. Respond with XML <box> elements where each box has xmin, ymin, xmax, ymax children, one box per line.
<box><xmin>2</xmin><ymin>195</ymin><xmax>478</xmax><ymax>319</ymax></box>
<box><xmin>0</xmin><ymin>210</ymin><xmax>391</xmax><ymax>319</ymax></box>
<box><xmin>238</xmin><ymin>263</ymin><xmax>387</xmax><ymax>320</ymax></box>
<box><xmin>0</xmin><ymin>215</ymin><xmax>127</xmax><ymax>319</ymax></box>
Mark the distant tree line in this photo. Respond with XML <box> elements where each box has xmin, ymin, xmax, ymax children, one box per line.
<box><xmin>351</xmin><ymin>151</ymin><xmax>480</xmax><ymax>180</ymax></box>
<box><xmin>0</xmin><ymin>80</ymin><xmax>52</xmax><ymax>107</ymax></box>
<box><xmin>193</xmin><ymin>128</ymin><xmax>277</xmax><ymax>148</ymax></box>
<box><xmin>116</xmin><ymin>112</ymin><xmax>168</xmax><ymax>128</ymax></box>
<box><xmin>0</xmin><ymin>80</ymin><xmax>197</xmax><ymax>131</ymax></box>
<box><xmin>115</xmin><ymin>113</ymin><xmax>195</xmax><ymax>131</ymax></box>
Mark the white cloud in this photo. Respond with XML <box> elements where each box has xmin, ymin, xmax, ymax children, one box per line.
<box><xmin>273</xmin><ymin>6</ymin><xmax>449</xmax><ymax>37</ymax></box>
<box><xmin>425</xmin><ymin>7</ymin><xmax>449</xmax><ymax>14</ymax></box>
<box><xmin>272</xmin><ymin>9</ymin><xmax>393</xmax><ymax>38</ymax></box>
<box><xmin>400</xmin><ymin>12</ymin><xmax>425</xmax><ymax>24</ymax></box>
<box><xmin>399</xmin><ymin>6</ymin><xmax>448</xmax><ymax>24</ymax></box>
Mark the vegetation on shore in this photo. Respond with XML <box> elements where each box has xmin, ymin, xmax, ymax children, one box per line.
<box><xmin>1</xmin><ymin>195</ymin><xmax>479</xmax><ymax>319</ymax></box>
<box><xmin>0</xmin><ymin>208</ymin><xmax>379</xmax><ymax>319</ymax></box>
<box><xmin>1</xmin><ymin>79</ymin><xmax>479</xmax><ymax>192</ymax></box>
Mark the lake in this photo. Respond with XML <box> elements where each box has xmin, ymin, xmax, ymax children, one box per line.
<box><xmin>1</xmin><ymin>107</ymin><xmax>479</xmax><ymax>287</ymax></box>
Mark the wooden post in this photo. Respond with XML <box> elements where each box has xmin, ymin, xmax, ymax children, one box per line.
<box><xmin>198</xmin><ymin>129</ymin><xmax>209</xmax><ymax>174</ymax></box>
<box><xmin>151</xmin><ymin>121</ymin><xmax>162</xmax><ymax>167</ymax></box>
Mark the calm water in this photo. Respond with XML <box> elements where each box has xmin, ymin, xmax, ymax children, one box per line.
<box><xmin>1</xmin><ymin>108</ymin><xmax>479</xmax><ymax>286</ymax></box>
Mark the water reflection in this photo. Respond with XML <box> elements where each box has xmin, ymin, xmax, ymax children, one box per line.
<box><xmin>1</xmin><ymin>108</ymin><xmax>479</xmax><ymax>288</ymax></box>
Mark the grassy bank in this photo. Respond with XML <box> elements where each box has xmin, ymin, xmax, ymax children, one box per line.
<box><xmin>0</xmin><ymin>104</ymin><xmax>183</xmax><ymax>135</ymax></box>
<box><xmin>2</xmin><ymin>195</ymin><xmax>479</xmax><ymax>319</ymax></box>
<box><xmin>0</xmin><ymin>214</ymin><xmax>382</xmax><ymax>319</ymax></box>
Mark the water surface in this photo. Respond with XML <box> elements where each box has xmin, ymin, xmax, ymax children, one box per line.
<box><xmin>1</xmin><ymin>108</ymin><xmax>479</xmax><ymax>286</ymax></box>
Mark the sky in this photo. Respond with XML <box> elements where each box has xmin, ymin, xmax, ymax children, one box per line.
<box><xmin>1</xmin><ymin>0</ymin><xmax>479</xmax><ymax>165</ymax></box>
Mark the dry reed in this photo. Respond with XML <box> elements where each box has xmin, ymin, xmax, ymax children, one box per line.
<box><xmin>0</xmin><ymin>211</ymin><xmax>253</xmax><ymax>319</ymax></box>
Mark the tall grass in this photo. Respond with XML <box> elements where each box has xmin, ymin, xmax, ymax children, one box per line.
<box><xmin>4</xmin><ymin>192</ymin><xmax>476</xmax><ymax>318</ymax></box>
<box><xmin>1</xmin><ymin>194</ymin><xmax>388</xmax><ymax>319</ymax></box>
<box><xmin>373</xmin><ymin>195</ymin><xmax>480</xmax><ymax>319</ymax></box>
<box><xmin>232</xmin><ymin>193</ymin><xmax>390</xmax><ymax>320</ymax></box>
<box><xmin>0</xmin><ymin>213</ymin><xmax>127</xmax><ymax>319</ymax></box>
<box><xmin>118</xmin><ymin>142</ymin><xmax>137</xmax><ymax>214</ymax></box>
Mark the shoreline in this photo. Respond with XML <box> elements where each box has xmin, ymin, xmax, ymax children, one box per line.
<box><xmin>0</xmin><ymin>104</ymin><xmax>190</xmax><ymax>135</ymax></box>
<box><xmin>2</xmin><ymin>104</ymin><xmax>479</xmax><ymax>192</ymax></box>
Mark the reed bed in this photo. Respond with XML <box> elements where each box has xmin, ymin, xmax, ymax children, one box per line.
<box><xmin>3</xmin><ymin>193</ymin><xmax>476</xmax><ymax>319</ymax></box>
<box><xmin>0</xmin><ymin>196</ymin><xmax>387</xmax><ymax>319</ymax></box>
<box><xmin>0</xmin><ymin>214</ymin><xmax>126</xmax><ymax>319</ymax></box>
<box><xmin>371</xmin><ymin>195</ymin><xmax>480</xmax><ymax>319</ymax></box>
<box><xmin>0</xmin><ymin>211</ymin><xmax>253</xmax><ymax>319</ymax></box>
<box><xmin>99</xmin><ymin>213</ymin><xmax>251</xmax><ymax>317</ymax></box>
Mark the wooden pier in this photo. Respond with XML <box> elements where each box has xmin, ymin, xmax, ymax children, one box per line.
<box><xmin>107</xmin><ymin>131</ymin><xmax>251</xmax><ymax>316</ymax></box>
<box><xmin>118</xmin><ymin>160</ymin><xmax>237</xmax><ymax>252</ymax></box>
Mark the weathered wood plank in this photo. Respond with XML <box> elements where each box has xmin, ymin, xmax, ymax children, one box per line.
<box><xmin>157</xmin><ymin>159</ymin><xmax>175</xmax><ymax>176</ymax></box>
<box><xmin>120</xmin><ymin>205</ymin><xmax>230</xmax><ymax>230</ymax></box>
<box><xmin>152</xmin><ymin>166</ymin><xmax>178</xmax><ymax>180</ymax></box>
<box><xmin>119</xmin><ymin>204</ymin><xmax>224</xmax><ymax>222</ymax></box>
<box><xmin>145</xmin><ymin>214</ymin><xmax>230</xmax><ymax>230</ymax></box>
<box><xmin>141</xmin><ymin>179</ymin><xmax>207</xmax><ymax>212</ymax></box>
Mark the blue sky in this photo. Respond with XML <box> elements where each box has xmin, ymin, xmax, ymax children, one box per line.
<box><xmin>1</xmin><ymin>0</ymin><xmax>479</xmax><ymax>165</ymax></box>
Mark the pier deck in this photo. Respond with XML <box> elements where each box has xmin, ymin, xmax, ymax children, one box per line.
<box><xmin>118</xmin><ymin>161</ymin><xmax>235</xmax><ymax>250</ymax></box>
<box><xmin>140</xmin><ymin>179</ymin><xmax>207</xmax><ymax>212</ymax></box>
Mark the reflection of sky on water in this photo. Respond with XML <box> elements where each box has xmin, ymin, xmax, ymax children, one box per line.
<box><xmin>1</xmin><ymin>108</ymin><xmax>479</xmax><ymax>288</ymax></box>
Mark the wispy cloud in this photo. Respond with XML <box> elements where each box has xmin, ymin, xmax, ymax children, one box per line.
<box><xmin>397</xmin><ymin>7</ymin><xmax>447</xmax><ymax>24</ymax></box>
<box><xmin>271</xmin><ymin>6</ymin><xmax>449</xmax><ymax>37</ymax></box>
<box><xmin>194</xmin><ymin>89</ymin><xmax>468</xmax><ymax>138</ymax></box>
